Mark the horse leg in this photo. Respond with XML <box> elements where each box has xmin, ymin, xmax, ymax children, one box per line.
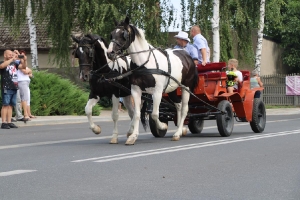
<box><xmin>85</xmin><ymin>97</ymin><xmax>101</xmax><ymax>134</ymax></box>
<box><xmin>110</xmin><ymin>95</ymin><xmax>120</xmax><ymax>144</ymax></box>
<box><xmin>168</xmin><ymin>91</ymin><xmax>187</xmax><ymax>137</ymax></box>
<box><xmin>152</xmin><ymin>91</ymin><xmax>168</xmax><ymax>131</ymax></box>
<box><xmin>125</xmin><ymin>86</ymin><xmax>141</xmax><ymax>145</ymax></box>
<box><xmin>172</xmin><ymin>89</ymin><xmax>190</xmax><ymax>141</ymax></box>
<box><xmin>123</xmin><ymin>95</ymin><xmax>135</xmax><ymax>137</ymax></box>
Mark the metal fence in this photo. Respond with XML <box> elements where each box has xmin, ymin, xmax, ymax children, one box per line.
<box><xmin>261</xmin><ymin>73</ymin><xmax>300</xmax><ymax>106</ymax></box>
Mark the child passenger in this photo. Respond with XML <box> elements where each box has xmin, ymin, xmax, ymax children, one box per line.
<box><xmin>226</xmin><ymin>59</ymin><xmax>243</xmax><ymax>93</ymax></box>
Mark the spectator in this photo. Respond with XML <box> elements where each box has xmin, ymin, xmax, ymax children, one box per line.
<box><xmin>190</xmin><ymin>25</ymin><xmax>210</xmax><ymax>66</ymax></box>
<box><xmin>250</xmin><ymin>70</ymin><xmax>264</xmax><ymax>98</ymax></box>
<box><xmin>17</xmin><ymin>50</ymin><xmax>35</xmax><ymax>119</ymax></box>
<box><xmin>174</xmin><ymin>31</ymin><xmax>199</xmax><ymax>65</ymax></box>
<box><xmin>226</xmin><ymin>59</ymin><xmax>243</xmax><ymax>93</ymax></box>
<box><xmin>0</xmin><ymin>49</ymin><xmax>27</xmax><ymax>129</ymax></box>
<box><xmin>17</xmin><ymin>66</ymin><xmax>32</xmax><ymax>120</ymax></box>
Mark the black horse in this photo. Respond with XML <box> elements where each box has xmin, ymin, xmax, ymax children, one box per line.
<box><xmin>72</xmin><ymin>34</ymin><xmax>135</xmax><ymax>144</ymax></box>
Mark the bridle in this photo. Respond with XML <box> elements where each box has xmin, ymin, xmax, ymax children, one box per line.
<box><xmin>76</xmin><ymin>43</ymin><xmax>95</xmax><ymax>68</ymax></box>
<box><xmin>111</xmin><ymin>26</ymin><xmax>132</xmax><ymax>52</ymax></box>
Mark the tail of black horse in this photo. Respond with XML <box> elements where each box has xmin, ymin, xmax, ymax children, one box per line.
<box><xmin>191</xmin><ymin>66</ymin><xmax>199</xmax><ymax>92</ymax></box>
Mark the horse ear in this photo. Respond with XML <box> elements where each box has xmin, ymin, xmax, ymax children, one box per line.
<box><xmin>124</xmin><ymin>16</ymin><xmax>130</xmax><ymax>25</ymax></box>
<box><xmin>86</xmin><ymin>34</ymin><xmax>95</xmax><ymax>40</ymax></box>
<box><xmin>71</xmin><ymin>35</ymin><xmax>79</xmax><ymax>43</ymax></box>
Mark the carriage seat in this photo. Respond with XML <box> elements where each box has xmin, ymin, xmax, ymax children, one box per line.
<box><xmin>240</xmin><ymin>70</ymin><xmax>250</xmax><ymax>81</ymax></box>
<box><xmin>197</xmin><ymin>62</ymin><xmax>227</xmax><ymax>73</ymax></box>
<box><xmin>198</xmin><ymin>71</ymin><xmax>227</xmax><ymax>81</ymax></box>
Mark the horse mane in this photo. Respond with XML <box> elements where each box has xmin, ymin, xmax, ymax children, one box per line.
<box><xmin>84</xmin><ymin>34</ymin><xmax>109</xmax><ymax>48</ymax></box>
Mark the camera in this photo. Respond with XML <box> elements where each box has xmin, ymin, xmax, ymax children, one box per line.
<box><xmin>18</xmin><ymin>55</ymin><xmax>24</xmax><ymax>59</ymax></box>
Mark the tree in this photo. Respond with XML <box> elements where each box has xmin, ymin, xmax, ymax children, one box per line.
<box><xmin>26</xmin><ymin>0</ymin><xmax>38</xmax><ymax>70</ymax></box>
<box><xmin>264</xmin><ymin>0</ymin><xmax>300</xmax><ymax>72</ymax></box>
<box><xmin>211</xmin><ymin>0</ymin><xmax>220</xmax><ymax>62</ymax></box>
<box><xmin>254</xmin><ymin>0</ymin><xmax>266</xmax><ymax>74</ymax></box>
<box><xmin>0</xmin><ymin>0</ymin><xmax>174</xmax><ymax>67</ymax></box>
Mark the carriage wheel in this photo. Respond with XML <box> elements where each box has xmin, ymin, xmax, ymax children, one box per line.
<box><xmin>149</xmin><ymin>115</ymin><xmax>168</xmax><ymax>138</ymax></box>
<box><xmin>188</xmin><ymin>119</ymin><xmax>204</xmax><ymax>134</ymax></box>
<box><xmin>250</xmin><ymin>98</ymin><xmax>266</xmax><ymax>133</ymax></box>
<box><xmin>216</xmin><ymin>100</ymin><xmax>234</xmax><ymax>137</ymax></box>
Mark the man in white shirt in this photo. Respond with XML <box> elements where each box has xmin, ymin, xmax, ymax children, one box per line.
<box><xmin>190</xmin><ymin>25</ymin><xmax>210</xmax><ymax>66</ymax></box>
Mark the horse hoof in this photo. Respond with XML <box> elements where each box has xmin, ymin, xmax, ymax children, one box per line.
<box><xmin>172</xmin><ymin>136</ymin><xmax>180</xmax><ymax>141</ymax></box>
<box><xmin>182</xmin><ymin>127</ymin><xmax>188</xmax><ymax>136</ymax></box>
<box><xmin>110</xmin><ymin>138</ymin><xmax>118</xmax><ymax>144</ymax></box>
<box><xmin>127</xmin><ymin>132</ymin><xmax>132</xmax><ymax>138</ymax></box>
<box><xmin>92</xmin><ymin>125</ymin><xmax>101</xmax><ymax>135</ymax></box>
<box><xmin>163</xmin><ymin>123</ymin><xmax>168</xmax><ymax>130</ymax></box>
<box><xmin>125</xmin><ymin>137</ymin><xmax>136</xmax><ymax>145</ymax></box>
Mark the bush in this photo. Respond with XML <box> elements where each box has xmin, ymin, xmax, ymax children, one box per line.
<box><xmin>0</xmin><ymin>71</ymin><xmax>101</xmax><ymax>116</ymax></box>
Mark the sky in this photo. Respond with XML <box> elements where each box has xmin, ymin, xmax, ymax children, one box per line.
<box><xmin>169</xmin><ymin>0</ymin><xmax>182</xmax><ymax>32</ymax></box>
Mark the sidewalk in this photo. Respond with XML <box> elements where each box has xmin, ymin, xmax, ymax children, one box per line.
<box><xmin>6</xmin><ymin>108</ymin><xmax>300</xmax><ymax>127</ymax></box>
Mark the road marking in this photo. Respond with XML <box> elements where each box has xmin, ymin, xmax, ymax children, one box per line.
<box><xmin>70</xmin><ymin>129</ymin><xmax>300</xmax><ymax>163</ymax></box>
<box><xmin>0</xmin><ymin>118</ymin><xmax>299</xmax><ymax>151</ymax></box>
<box><xmin>0</xmin><ymin>170</ymin><xmax>37</xmax><ymax>177</ymax></box>
<box><xmin>0</xmin><ymin>131</ymin><xmax>175</xmax><ymax>150</ymax></box>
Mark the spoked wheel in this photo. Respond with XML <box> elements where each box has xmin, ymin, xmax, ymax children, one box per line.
<box><xmin>188</xmin><ymin>119</ymin><xmax>204</xmax><ymax>134</ymax></box>
<box><xmin>149</xmin><ymin>115</ymin><xmax>168</xmax><ymax>138</ymax></box>
<box><xmin>250</xmin><ymin>98</ymin><xmax>266</xmax><ymax>133</ymax></box>
<box><xmin>216</xmin><ymin>100</ymin><xmax>234</xmax><ymax>137</ymax></box>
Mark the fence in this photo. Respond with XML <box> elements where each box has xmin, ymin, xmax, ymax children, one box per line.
<box><xmin>261</xmin><ymin>73</ymin><xmax>300</xmax><ymax>106</ymax></box>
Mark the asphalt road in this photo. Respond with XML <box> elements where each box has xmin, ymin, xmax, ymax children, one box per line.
<box><xmin>1</xmin><ymin>114</ymin><xmax>300</xmax><ymax>200</ymax></box>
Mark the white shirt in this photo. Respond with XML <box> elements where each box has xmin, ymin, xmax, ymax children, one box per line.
<box><xmin>234</xmin><ymin>70</ymin><xmax>243</xmax><ymax>89</ymax></box>
<box><xmin>17</xmin><ymin>67</ymin><xmax>30</xmax><ymax>81</ymax></box>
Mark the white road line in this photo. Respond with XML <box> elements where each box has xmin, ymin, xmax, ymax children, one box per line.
<box><xmin>0</xmin><ymin>170</ymin><xmax>37</xmax><ymax>177</ymax></box>
<box><xmin>87</xmin><ymin>130</ymin><xmax>300</xmax><ymax>163</ymax></box>
<box><xmin>0</xmin><ymin>130</ymin><xmax>176</xmax><ymax>151</ymax></box>
<box><xmin>0</xmin><ymin>118</ymin><xmax>299</xmax><ymax>151</ymax></box>
<box><xmin>72</xmin><ymin>128</ymin><xmax>300</xmax><ymax>163</ymax></box>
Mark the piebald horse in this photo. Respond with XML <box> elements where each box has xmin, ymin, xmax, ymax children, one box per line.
<box><xmin>72</xmin><ymin>34</ymin><xmax>134</xmax><ymax>144</ymax></box>
<box><xmin>107</xmin><ymin>17</ymin><xmax>198</xmax><ymax>145</ymax></box>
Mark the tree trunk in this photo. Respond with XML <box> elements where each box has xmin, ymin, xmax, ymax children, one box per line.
<box><xmin>26</xmin><ymin>0</ymin><xmax>38</xmax><ymax>70</ymax></box>
<box><xmin>211</xmin><ymin>0</ymin><xmax>220</xmax><ymax>62</ymax></box>
<box><xmin>254</xmin><ymin>0</ymin><xmax>266</xmax><ymax>74</ymax></box>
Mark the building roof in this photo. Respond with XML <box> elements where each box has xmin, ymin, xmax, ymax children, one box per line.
<box><xmin>0</xmin><ymin>18</ymin><xmax>51</xmax><ymax>50</ymax></box>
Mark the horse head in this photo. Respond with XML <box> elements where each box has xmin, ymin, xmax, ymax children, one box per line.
<box><xmin>72</xmin><ymin>34</ymin><xmax>107</xmax><ymax>82</ymax></box>
<box><xmin>107</xmin><ymin>16</ymin><xmax>139</xmax><ymax>60</ymax></box>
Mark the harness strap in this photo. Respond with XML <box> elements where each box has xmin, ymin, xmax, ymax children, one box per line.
<box><xmin>107</xmin><ymin>80</ymin><xmax>176</xmax><ymax>110</ymax></box>
<box><xmin>133</xmin><ymin>69</ymin><xmax>226</xmax><ymax>113</ymax></box>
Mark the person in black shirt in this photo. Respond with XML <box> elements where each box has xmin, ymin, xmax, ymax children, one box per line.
<box><xmin>0</xmin><ymin>50</ymin><xmax>27</xmax><ymax>129</ymax></box>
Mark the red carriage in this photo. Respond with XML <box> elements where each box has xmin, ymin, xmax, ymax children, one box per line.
<box><xmin>149</xmin><ymin>62</ymin><xmax>266</xmax><ymax>138</ymax></box>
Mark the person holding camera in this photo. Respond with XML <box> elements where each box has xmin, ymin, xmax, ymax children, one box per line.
<box><xmin>0</xmin><ymin>49</ymin><xmax>27</xmax><ymax>129</ymax></box>
<box><xmin>17</xmin><ymin>50</ymin><xmax>33</xmax><ymax>121</ymax></box>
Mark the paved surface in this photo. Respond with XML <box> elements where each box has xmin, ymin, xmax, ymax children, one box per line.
<box><xmin>2</xmin><ymin>108</ymin><xmax>300</xmax><ymax>127</ymax></box>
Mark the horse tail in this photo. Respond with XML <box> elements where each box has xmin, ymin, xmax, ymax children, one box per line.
<box><xmin>191</xmin><ymin>66</ymin><xmax>199</xmax><ymax>92</ymax></box>
<box><xmin>140</xmin><ymin>95</ymin><xmax>149</xmax><ymax>131</ymax></box>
